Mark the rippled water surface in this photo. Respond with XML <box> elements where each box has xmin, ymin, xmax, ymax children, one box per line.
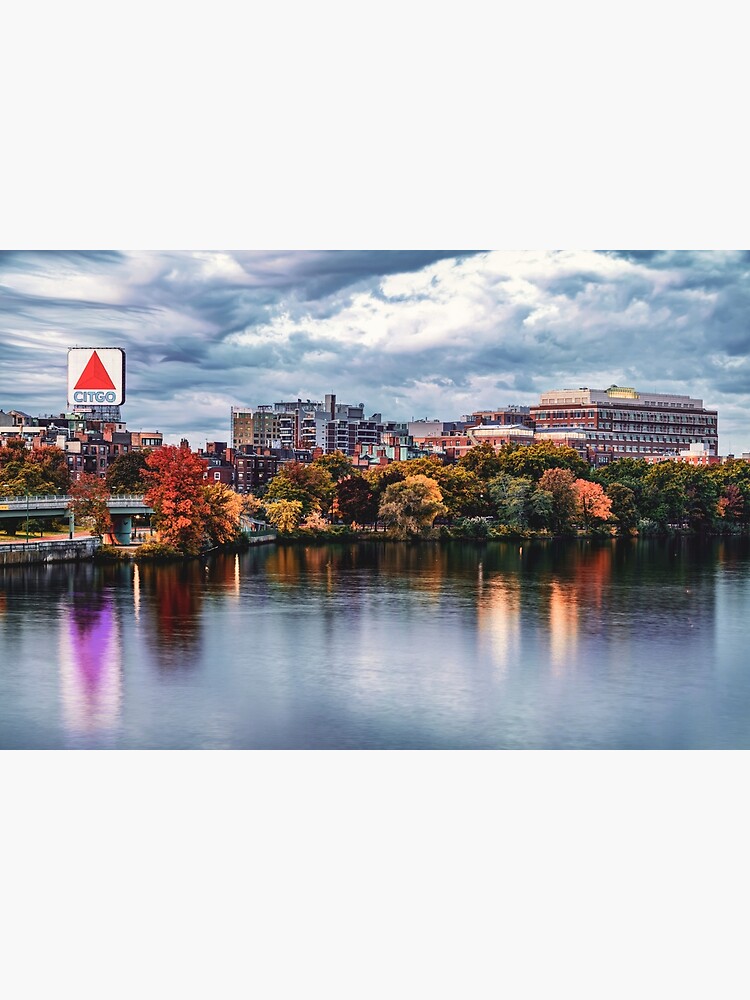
<box><xmin>2</xmin><ymin>538</ymin><xmax>750</xmax><ymax>748</ymax></box>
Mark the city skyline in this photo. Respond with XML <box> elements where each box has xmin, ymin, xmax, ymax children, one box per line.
<box><xmin>1</xmin><ymin>250</ymin><xmax>748</xmax><ymax>452</ymax></box>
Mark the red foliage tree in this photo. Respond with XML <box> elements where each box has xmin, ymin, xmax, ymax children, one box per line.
<box><xmin>143</xmin><ymin>445</ymin><xmax>211</xmax><ymax>555</ymax></box>
<box><xmin>717</xmin><ymin>483</ymin><xmax>744</xmax><ymax>522</ymax></box>
<box><xmin>573</xmin><ymin>479</ymin><xmax>613</xmax><ymax>529</ymax></box>
<box><xmin>335</xmin><ymin>476</ymin><xmax>378</xmax><ymax>525</ymax></box>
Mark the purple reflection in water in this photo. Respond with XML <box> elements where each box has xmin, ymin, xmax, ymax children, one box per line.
<box><xmin>59</xmin><ymin>600</ymin><xmax>122</xmax><ymax>735</ymax></box>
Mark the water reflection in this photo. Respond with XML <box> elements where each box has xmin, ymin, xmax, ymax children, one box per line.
<box><xmin>59</xmin><ymin>594</ymin><xmax>122</xmax><ymax>735</ymax></box>
<box><xmin>2</xmin><ymin>538</ymin><xmax>749</xmax><ymax>748</ymax></box>
<box><xmin>477</xmin><ymin>577</ymin><xmax>520</xmax><ymax>676</ymax></box>
<box><xmin>547</xmin><ymin>580</ymin><xmax>578</xmax><ymax>675</ymax></box>
<box><xmin>137</xmin><ymin>562</ymin><xmax>204</xmax><ymax>669</ymax></box>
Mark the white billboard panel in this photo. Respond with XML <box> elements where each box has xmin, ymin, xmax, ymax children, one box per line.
<box><xmin>67</xmin><ymin>348</ymin><xmax>126</xmax><ymax>407</ymax></box>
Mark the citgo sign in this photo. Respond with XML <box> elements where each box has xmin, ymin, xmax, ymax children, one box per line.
<box><xmin>67</xmin><ymin>348</ymin><xmax>126</xmax><ymax>406</ymax></box>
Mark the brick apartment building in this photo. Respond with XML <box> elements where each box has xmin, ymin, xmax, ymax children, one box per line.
<box><xmin>531</xmin><ymin>385</ymin><xmax>719</xmax><ymax>466</ymax></box>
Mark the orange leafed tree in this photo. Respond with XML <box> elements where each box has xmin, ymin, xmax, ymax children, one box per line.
<box><xmin>143</xmin><ymin>445</ymin><xmax>211</xmax><ymax>555</ymax></box>
<box><xmin>574</xmin><ymin>478</ymin><xmax>613</xmax><ymax>529</ymax></box>
<box><xmin>204</xmin><ymin>482</ymin><xmax>245</xmax><ymax>546</ymax></box>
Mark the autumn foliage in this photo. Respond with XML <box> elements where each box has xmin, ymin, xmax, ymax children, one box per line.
<box><xmin>573</xmin><ymin>479</ymin><xmax>613</xmax><ymax>529</ymax></box>
<box><xmin>378</xmin><ymin>475</ymin><xmax>447</xmax><ymax>538</ymax></box>
<box><xmin>264</xmin><ymin>461</ymin><xmax>335</xmax><ymax>515</ymax></box>
<box><xmin>265</xmin><ymin>499</ymin><xmax>304</xmax><ymax>533</ymax></box>
<box><xmin>204</xmin><ymin>482</ymin><xmax>246</xmax><ymax>546</ymax></box>
<box><xmin>68</xmin><ymin>473</ymin><xmax>114</xmax><ymax>538</ymax></box>
<box><xmin>0</xmin><ymin>438</ymin><xmax>70</xmax><ymax>496</ymax></box>
<box><xmin>143</xmin><ymin>445</ymin><xmax>213</xmax><ymax>555</ymax></box>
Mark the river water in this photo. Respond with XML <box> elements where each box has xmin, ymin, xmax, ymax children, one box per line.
<box><xmin>2</xmin><ymin>538</ymin><xmax>750</xmax><ymax>748</ymax></box>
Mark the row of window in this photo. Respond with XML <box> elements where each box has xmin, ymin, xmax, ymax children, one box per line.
<box><xmin>536</xmin><ymin>408</ymin><xmax>715</xmax><ymax>422</ymax></box>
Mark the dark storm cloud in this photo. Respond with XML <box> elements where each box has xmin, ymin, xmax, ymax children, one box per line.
<box><xmin>609</xmin><ymin>250</ymin><xmax>663</xmax><ymax>263</ymax></box>
<box><xmin>0</xmin><ymin>286</ymin><xmax>153</xmax><ymax>318</ymax></box>
<box><xmin>2</xmin><ymin>249</ymin><xmax>750</xmax><ymax>449</ymax></box>
<box><xmin>286</xmin><ymin>250</ymin><xmax>482</xmax><ymax>300</ymax></box>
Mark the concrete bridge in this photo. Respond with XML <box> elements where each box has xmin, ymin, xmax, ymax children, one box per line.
<box><xmin>0</xmin><ymin>494</ymin><xmax>153</xmax><ymax>544</ymax></box>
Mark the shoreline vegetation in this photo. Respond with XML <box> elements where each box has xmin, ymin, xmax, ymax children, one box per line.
<box><xmin>95</xmin><ymin>519</ymin><xmax>750</xmax><ymax>564</ymax></box>
<box><xmin>5</xmin><ymin>439</ymin><xmax>750</xmax><ymax>565</ymax></box>
<box><xmin>252</xmin><ymin>441</ymin><xmax>750</xmax><ymax>546</ymax></box>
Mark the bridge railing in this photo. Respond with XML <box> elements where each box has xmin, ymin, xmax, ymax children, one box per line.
<box><xmin>0</xmin><ymin>493</ymin><xmax>69</xmax><ymax>505</ymax></box>
<box><xmin>0</xmin><ymin>496</ymin><xmax>72</xmax><ymax>511</ymax></box>
<box><xmin>107</xmin><ymin>495</ymin><xmax>149</xmax><ymax>506</ymax></box>
<box><xmin>0</xmin><ymin>494</ymin><xmax>150</xmax><ymax>510</ymax></box>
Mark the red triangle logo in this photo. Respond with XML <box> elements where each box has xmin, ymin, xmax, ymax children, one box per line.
<box><xmin>74</xmin><ymin>351</ymin><xmax>116</xmax><ymax>390</ymax></box>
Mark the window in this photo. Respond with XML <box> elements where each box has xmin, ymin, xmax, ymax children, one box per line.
<box><xmin>214</xmin><ymin>471</ymin><xmax>221</xmax><ymax>480</ymax></box>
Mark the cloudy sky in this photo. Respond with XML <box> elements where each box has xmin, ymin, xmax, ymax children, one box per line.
<box><xmin>1</xmin><ymin>250</ymin><xmax>749</xmax><ymax>452</ymax></box>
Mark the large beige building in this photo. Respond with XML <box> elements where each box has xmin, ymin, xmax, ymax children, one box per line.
<box><xmin>530</xmin><ymin>385</ymin><xmax>718</xmax><ymax>466</ymax></box>
<box><xmin>231</xmin><ymin>406</ymin><xmax>289</xmax><ymax>450</ymax></box>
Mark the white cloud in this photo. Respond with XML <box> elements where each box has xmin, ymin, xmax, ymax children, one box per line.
<box><xmin>3</xmin><ymin>250</ymin><xmax>750</xmax><ymax>452</ymax></box>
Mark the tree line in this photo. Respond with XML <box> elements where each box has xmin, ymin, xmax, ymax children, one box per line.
<box><xmin>0</xmin><ymin>441</ymin><xmax>249</xmax><ymax>555</ymax></box>
<box><xmin>4</xmin><ymin>436</ymin><xmax>750</xmax><ymax>547</ymax></box>
<box><xmin>255</xmin><ymin>441</ymin><xmax>750</xmax><ymax>538</ymax></box>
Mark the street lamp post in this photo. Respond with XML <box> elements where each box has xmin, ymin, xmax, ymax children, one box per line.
<box><xmin>25</xmin><ymin>490</ymin><xmax>29</xmax><ymax>544</ymax></box>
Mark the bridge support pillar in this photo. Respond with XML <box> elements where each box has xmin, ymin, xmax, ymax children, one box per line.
<box><xmin>68</xmin><ymin>510</ymin><xmax>75</xmax><ymax>540</ymax></box>
<box><xmin>111</xmin><ymin>515</ymin><xmax>133</xmax><ymax>545</ymax></box>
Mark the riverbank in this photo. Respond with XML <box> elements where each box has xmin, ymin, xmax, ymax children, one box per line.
<box><xmin>94</xmin><ymin>531</ymin><xmax>277</xmax><ymax>562</ymax></box>
<box><xmin>272</xmin><ymin>523</ymin><xmax>750</xmax><ymax>544</ymax></box>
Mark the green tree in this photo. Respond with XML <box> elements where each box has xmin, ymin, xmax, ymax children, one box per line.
<box><xmin>538</xmin><ymin>468</ymin><xmax>577</xmax><ymax>533</ymax></box>
<box><xmin>362</xmin><ymin>464</ymin><xmax>409</xmax><ymax>525</ymax></box>
<box><xmin>106</xmin><ymin>450</ymin><xmax>150</xmax><ymax>493</ymax></box>
<box><xmin>527</xmin><ymin>487</ymin><xmax>554</xmax><ymax>530</ymax></box>
<box><xmin>432</xmin><ymin>465</ymin><xmax>490</xmax><ymax>519</ymax></box>
<box><xmin>500</xmin><ymin>479</ymin><xmax>534</xmax><ymax>530</ymax></box>
<box><xmin>264</xmin><ymin>462</ymin><xmax>335</xmax><ymax>515</ymax></box>
<box><xmin>458</xmin><ymin>443</ymin><xmax>504</xmax><ymax>480</ymax></box>
<box><xmin>680</xmin><ymin>466</ymin><xmax>720</xmax><ymax>533</ymax></box>
<box><xmin>489</xmin><ymin>473</ymin><xmax>554</xmax><ymax>531</ymax></box>
<box><xmin>312</xmin><ymin>450</ymin><xmax>355</xmax><ymax>482</ymax></box>
<box><xmin>378</xmin><ymin>475</ymin><xmax>447</xmax><ymax>539</ymax></box>
<box><xmin>0</xmin><ymin>439</ymin><xmax>70</xmax><ymax>496</ymax></box>
<box><xmin>489</xmin><ymin>473</ymin><xmax>526</xmax><ymax>527</ymax></box>
<box><xmin>593</xmin><ymin>458</ymin><xmax>650</xmax><ymax>508</ymax></box>
<box><xmin>375</xmin><ymin>458</ymin><xmax>489</xmax><ymax>521</ymax></box>
<box><xmin>711</xmin><ymin>460</ymin><xmax>750</xmax><ymax>524</ymax></box>
<box><xmin>495</xmin><ymin>441</ymin><xmax>589</xmax><ymax>482</ymax></box>
<box><xmin>642</xmin><ymin>463</ymin><xmax>688</xmax><ymax>530</ymax></box>
<box><xmin>606</xmin><ymin>483</ymin><xmax>639</xmax><ymax>534</ymax></box>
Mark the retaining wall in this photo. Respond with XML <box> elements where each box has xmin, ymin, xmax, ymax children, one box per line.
<box><xmin>0</xmin><ymin>538</ymin><xmax>100</xmax><ymax>567</ymax></box>
<box><xmin>243</xmin><ymin>531</ymin><xmax>277</xmax><ymax>546</ymax></box>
